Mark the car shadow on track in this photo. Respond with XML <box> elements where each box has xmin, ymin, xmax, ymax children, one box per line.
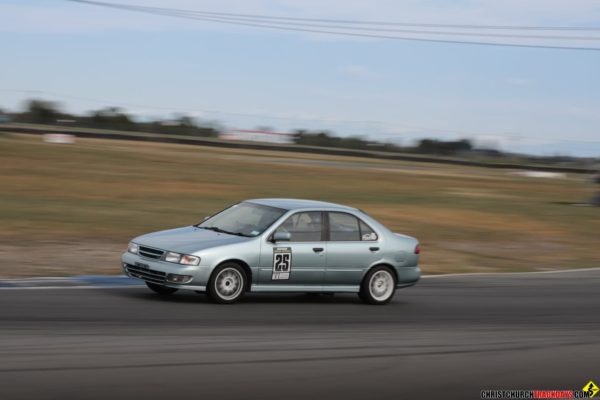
<box><xmin>110</xmin><ymin>289</ymin><xmax>370</xmax><ymax>304</ymax></box>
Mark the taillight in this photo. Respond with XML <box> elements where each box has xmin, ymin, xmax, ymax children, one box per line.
<box><xmin>414</xmin><ymin>244</ymin><xmax>421</xmax><ymax>254</ymax></box>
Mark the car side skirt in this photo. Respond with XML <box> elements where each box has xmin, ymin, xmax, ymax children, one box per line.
<box><xmin>251</xmin><ymin>284</ymin><xmax>360</xmax><ymax>293</ymax></box>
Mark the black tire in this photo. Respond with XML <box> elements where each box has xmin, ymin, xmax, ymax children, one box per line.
<box><xmin>359</xmin><ymin>266</ymin><xmax>397</xmax><ymax>305</ymax></box>
<box><xmin>207</xmin><ymin>262</ymin><xmax>247</xmax><ymax>304</ymax></box>
<box><xmin>146</xmin><ymin>282</ymin><xmax>178</xmax><ymax>295</ymax></box>
<box><xmin>357</xmin><ymin>290</ymin><xmax>368</xmax><ymax>303</ymax></box>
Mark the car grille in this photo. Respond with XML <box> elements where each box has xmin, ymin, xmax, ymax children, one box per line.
<box><xmin>124</xmin><ymin>262</ymin><xmax>167</xmax><ymax>284</ymax></box>
<box><xmin>138</xmin><ymin>246</ymin><xmax>165</xmax><ymax>260</ymax></box>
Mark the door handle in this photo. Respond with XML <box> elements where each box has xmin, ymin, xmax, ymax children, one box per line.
<box><xmin>313</xmin><ymin>247</ymin><xmax>324</xmax><ymax>253</ymax></box>
<box><xmin>369</xmin><ymin>247</ymin><xmax>380</xmax><ymax>252</ymax></box>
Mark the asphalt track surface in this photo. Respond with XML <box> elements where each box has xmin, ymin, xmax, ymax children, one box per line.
<box><xmin>1</xmin><ymin>270</ymin><xmax>599</xmax><ymax>400</ymax></box>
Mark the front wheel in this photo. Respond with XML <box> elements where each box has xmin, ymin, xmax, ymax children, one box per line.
<box><xmin>146</xmin><ymin>282</ymin><xmax>178</xmax><ymax>295</ymax></box>
<box><xmin>208</xmin><ymin>263</ymin><xmax>247</xmax><ymax>304</ymax></box>
<box><xmin>359</xmin><ymin>266</ymin><xmax>396</xmax><ymax>305</ymax></box>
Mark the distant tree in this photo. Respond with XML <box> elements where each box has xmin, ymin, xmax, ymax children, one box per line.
<box><xmin>339</xmin><ymin>136</ymin><xmax>368</xmax><ymax>150</ymax></box>
<box><xmin>416</xmin><ymin>138</ymin><xmax>473</xmax><ymax>155</ymax></box>
<box><xmin>294</xmin><ymin>130</ymin><xmax>397</xmax><ymax>151</ymax></box>
<box><xmin>456</xmin><ymin>139</ymin><xmax>473</xmax><ymax>152</ymax></box>
<box><xmin>20</xmin><ymin>100</ymin><xmax>61</xmax><ymax>124</ymax></box>
<box><xmin>591</xmin><ymin>171</ymin><xmax>600</xmax><ymax>206</ymax></box>
<box><xmin>294</xmin><ymin>130</ymin><xmax>341</xmax><ymax>147</ymax></box>
<box><xmin>132</xmin><ymin>114</ymin><xmax>219</xmax><ymax>138</ymax></box>
<box><xmin>367</xmin><ymin>141</ymin><xmax>403</xmax><ymax>153</ymax></box>
<box><xmin>177</xmin><ymin>116</ymin><xmax>196</xmax><ymax>135</ymax></box>
<box><xmin>88</xmin><ymin>107</ymin><xmax>136</xmax><ymax>131</ymax></box>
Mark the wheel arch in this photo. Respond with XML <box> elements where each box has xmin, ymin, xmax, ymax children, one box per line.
<box><xmin>212</xmin><ymin>259</ymin><xmax>253</xmax><ymax>291</ymax></box>
<box><xmin>361</xmin><ymin>263</ymin><xmax>398</xmax><ymax>285</ymax></box>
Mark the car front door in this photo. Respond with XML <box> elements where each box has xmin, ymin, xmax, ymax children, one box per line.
<box><xmin>324</xmin><ymin>212</ymin><xmax>382</xmax><ymax>286</ymax></box>
<box><xmin>258</xmin><ymin>211</ymin><xmax>326</xmax><ymax>287</ymax></box>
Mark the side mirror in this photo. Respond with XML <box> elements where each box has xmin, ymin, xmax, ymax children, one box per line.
<box><xmin>272</xmin><ymin>231</ymin><xmax>291</xmax><ymax>242</ymax></box>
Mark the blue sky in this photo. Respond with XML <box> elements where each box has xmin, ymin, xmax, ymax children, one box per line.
<box><xmin>1</xmin><ymin>0</ymin><xmax>599</xmax><ymax>156</ymax></box>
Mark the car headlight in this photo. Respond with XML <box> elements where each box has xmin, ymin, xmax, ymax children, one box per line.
<box><xmin>128</xmin><ymin>242</ymin><xmax>139</xmax><ymax>254</ymax></box>
<box><xmin>180</xmin><ymin>255</ymin><xmax>200</xmax><ymax>266</ymax></box>
<box><xmin>165</xmin><ymin>251</ymin><xmax>181</xmax><ymax>263</ymax></box>
<box><xmin>165</xmin><ymin>252</ymin><xmax>200</xmax><ymax>266</ymax></box>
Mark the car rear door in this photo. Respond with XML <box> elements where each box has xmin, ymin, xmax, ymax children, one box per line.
<box><xmin>324</xmin><ymin>212</ymin><xmax>382</xmax><ymax>286</ymax></box>
<box><xmin>258</xmin><ymin>211</ymin><xmax>326</xmax><ymax>287</ymax></box>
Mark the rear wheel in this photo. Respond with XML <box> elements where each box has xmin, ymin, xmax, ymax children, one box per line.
<box><xmin>146</xmin><ymin>282</ymin><xmax>178</xmax><ymax>295</ymax></box>
<box><xmin>359</xmin><ymin>266</ymin><xmax>396</xmax><ymax>305</ymax></box>
<box><xmin>208</xmin><ymin>263</ymin><xmax>247</xmax><ymax>304</ymax></box>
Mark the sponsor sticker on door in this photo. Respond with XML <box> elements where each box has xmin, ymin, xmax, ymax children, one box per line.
<box><xmin>272</xmin><ymin>247</ymin><xmax>292</xmax><ymax>280</ymax></box>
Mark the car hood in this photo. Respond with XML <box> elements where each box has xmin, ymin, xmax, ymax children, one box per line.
<box><xmin>134</xmin><ymin>226</ymin><xmax>252</xmax><ymax>254</ymax></box>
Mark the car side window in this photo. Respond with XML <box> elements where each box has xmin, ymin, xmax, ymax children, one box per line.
<box><xmin>359</xmin><ymin>220</ymin><xmax>378</xmax><ymax>241</ymax></box>
<box><xmin>275</xmin><ymin>212</ymin><xmax>323</xmax><ymax>242</ymax></box>
<box><xmin>329</xmin><ymin>212</ymin><xmax>360</xmax><ymax>241</ymax></box>
<box><xmin>328</xmin><ymin>212</ymin><xmax>379</xmax><ymax>242</ymax></box>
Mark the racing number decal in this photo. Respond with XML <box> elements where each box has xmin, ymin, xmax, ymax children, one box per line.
<box><xmin>272</xmin><ymin>247</ymin><xmax>292</xmax><ymax>280</ymax></box>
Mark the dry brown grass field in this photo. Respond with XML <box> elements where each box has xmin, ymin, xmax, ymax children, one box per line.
<box><xmin>1</xmin><ymin>132</ymin><xmax>598</xmax><ymax>277</ymax></box>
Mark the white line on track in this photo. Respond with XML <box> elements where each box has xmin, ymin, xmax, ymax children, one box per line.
<box><xmin>421</xmin><ymin>267</ymin><xmax>600</xmax><ymax>278</ymax></box>
<box><xmin>0</xmin><ymin>285</ymin><xmax>142</xmax><ymax>290</ymax></box>
<box><xmin>0</xmin><ymin>268</ymin><xmax>598</xmax><ymax>289</ymax></box>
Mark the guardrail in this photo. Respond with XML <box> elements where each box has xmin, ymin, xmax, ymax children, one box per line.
<box><xmin>1</xmin><ymin>123</ymin><xmax>595</xmax><ymax>174</ymax></box>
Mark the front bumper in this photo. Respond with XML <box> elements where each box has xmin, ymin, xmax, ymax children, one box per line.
<box><xmin>121</xmin><ymin>252</ymin><xmax>209</xmax><ymax>291</ymax></box>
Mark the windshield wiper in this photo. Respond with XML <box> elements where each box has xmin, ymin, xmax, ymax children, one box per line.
<box><xmin>230</xmin><ymin>231</ymin><xmax>252</xmax><ymax>237</ymax></box>
<box><xmin>199</xmin><ymin>226</ymin><xmax>251</xmax><ymax>237</ymax></box>
<box><xmin>199</xmin><ymin>226</ymin><xmax>229</xmax><ymax>233</ymax></box>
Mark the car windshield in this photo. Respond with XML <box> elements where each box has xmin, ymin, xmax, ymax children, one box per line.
<box><xmin>197</xmin><ymin>202</ymin><xmax>286</xmax><ymax>237</ymax></box>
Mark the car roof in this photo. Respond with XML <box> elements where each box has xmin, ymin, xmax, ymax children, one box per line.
<box><xmin>247</xmin><ymin>198</ymin><xmax>358</xmax><ymax>212</ymax></box>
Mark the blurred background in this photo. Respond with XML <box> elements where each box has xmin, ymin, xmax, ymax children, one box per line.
<box><xmin>1</xmin><ymin>0</ymin><xmax>599</xmax><ymax>278</ymax></box>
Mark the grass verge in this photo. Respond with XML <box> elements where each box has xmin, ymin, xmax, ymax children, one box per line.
<box><xmin>1</xmin><ymin>133</ymin><xmax>598</xmax><ymax>277</ymax></box>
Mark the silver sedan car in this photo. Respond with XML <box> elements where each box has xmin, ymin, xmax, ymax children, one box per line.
<box><xmin>122</xmin><ymin>198</ymin><xmax>421</xmax><ymax>304</ymax></box>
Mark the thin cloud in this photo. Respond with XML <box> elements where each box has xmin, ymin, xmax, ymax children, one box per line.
<box><xmin>337</xmin><ymin>65</ymin><xmax>374</xmax><ymax>78</ymax></box>
<box><xmin>505</xmin><ymin>78</ymin><xmax>532</xmax><ymax>86</ymax></box>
